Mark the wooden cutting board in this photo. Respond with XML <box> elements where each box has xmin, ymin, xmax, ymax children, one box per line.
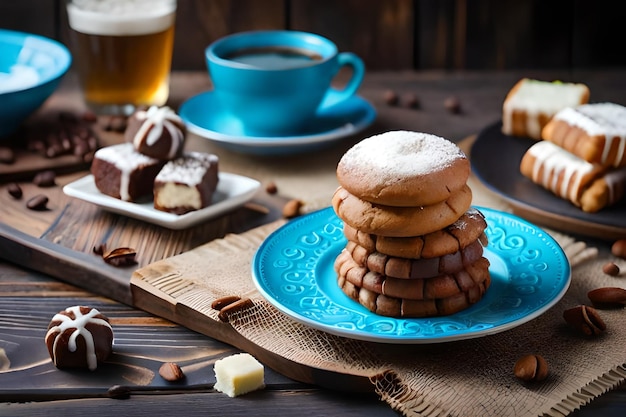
<box><xmin>0</xmin><ymin>168</ymin><xmax>368</xmax><ymax>391</ymax></box>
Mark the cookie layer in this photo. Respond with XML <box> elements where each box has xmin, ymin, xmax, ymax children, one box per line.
<box><xmin>335</xmin><ymin>248</ymin><xmax>490</xmax><ymax>301</ymax></box>
<box><xmin>342</xmin><ymin>208</ymin><xmax>488</xmax><ymax>259</ymax></box>
<box><xmin>336</xmin><ymin>131</ymin><xmax>470</xmax><ymax>207</ymax></box>
<box><xmin>346</xmin><ymin>238</ymin><xmax>484</xmax><ymax>280</ymax></box>
<box><xmin>338</xmin><ymin>268</ymin><xmax>491</xmax><ymax>318</ymax></box>
<box><xmin>333</xmin><ymin>185</ymin><xmax>473</xmax><ymax>237</ymax></box>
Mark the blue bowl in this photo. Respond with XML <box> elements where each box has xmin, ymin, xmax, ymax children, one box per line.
<box><xmin>0</xmin><ymin>29</ymin><xmax>72</xmax><ymax>139</ymax></box>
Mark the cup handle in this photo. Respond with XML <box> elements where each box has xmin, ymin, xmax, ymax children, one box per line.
<box><xmin>319</xmin><ymin>52</ymin><xmax>365</xmax><ymax>110</ymax></box>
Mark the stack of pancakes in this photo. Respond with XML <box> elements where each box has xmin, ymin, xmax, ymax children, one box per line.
<box><xmin>332</xmin><ymin>131</ymin><xmax>491</xmax><ymax>318</ymax></box>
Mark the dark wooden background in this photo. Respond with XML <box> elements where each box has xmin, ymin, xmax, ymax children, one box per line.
<box><xmin>0</xmin><ymin>0</ymin><xmax>623</xmax><ymax>71</ymax></box>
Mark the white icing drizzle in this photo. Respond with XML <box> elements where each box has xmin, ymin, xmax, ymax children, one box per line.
<box><xmin>554</xmin><ymin>103</ymin><xmax>626</xmax><ymax>167</ymax></box>
<box><xmin>528</xmin><ymin>141</ymin><xmax>597</xmax><ymax>203</ymax></box>
<box><xmin>132</xmin><ymin>106</ymin><xmax>184</xmax><ymax>159</ymax></box>
<box><xmin>94</xmin><ymin>143</ymin><xmax>161</xmax><ymax>201</ymax></box>
<box><xmin>45</xmin><ymin>306</ymin><xmax>112</xmax><ymax>371</ymax></box>
<box><xmin>503</xmin><ymin>79</ymin><xmax>588</xmax><ymax>138</ymax></box>
<box><xmin>604</xmin><ymin>166</ymin><xmax>626</xmax><ymax>204</ymax></box>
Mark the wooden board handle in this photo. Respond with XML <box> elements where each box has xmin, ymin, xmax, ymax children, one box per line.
<box><xmin>0</xmin><ymin>222</ymin><xmax>133</xmax><ymax>305</ymax></box>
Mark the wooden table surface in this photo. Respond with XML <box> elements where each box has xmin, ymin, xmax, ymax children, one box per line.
<box><xmin>1</xmin><ymin>70</ymin><xmax>625</xmax><ymax>416</ymax></box>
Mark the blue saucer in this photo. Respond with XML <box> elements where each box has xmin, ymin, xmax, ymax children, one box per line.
<box><xmin>178</xmin><ymin>91</ymin><xmax>376</xmax><ymax>155</ymax></box>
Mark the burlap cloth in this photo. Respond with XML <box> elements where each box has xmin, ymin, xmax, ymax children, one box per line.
<box><xmin>133</xmin><ymin>172</ymin><xmax>626</xmax><ymax>417</ymax></box>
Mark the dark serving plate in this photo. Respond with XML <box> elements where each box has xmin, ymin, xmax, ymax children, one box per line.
<box><xmin>470</xmin><ymin>121</ymin><xmax>626</xmax><ymax>241</ymax></box>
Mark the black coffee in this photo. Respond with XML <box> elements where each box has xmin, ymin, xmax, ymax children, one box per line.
<box><xmin>225</xmin><ymin>46</ymin><xmax>323</xmax><ymax>69</ymax></box>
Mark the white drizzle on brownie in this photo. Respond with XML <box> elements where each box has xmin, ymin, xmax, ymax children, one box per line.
<box><xmin>94</xmin><ymin>143</ymin><xmax>161</xmax><ymax>201</ymax></box>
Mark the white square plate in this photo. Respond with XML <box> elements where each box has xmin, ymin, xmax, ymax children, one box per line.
<box><xmin>63</xmin><ymin>173</ymin><xmax>261</xmax><ymax>229</ymax></box>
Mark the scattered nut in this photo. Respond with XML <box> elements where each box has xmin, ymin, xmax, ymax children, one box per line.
<box><xmin>7</xmin><ymin>183</ymin><xmax>22</xmax><ymax>199</ymax></box>
<box><xmin>611</xmin><ymin>239</ymin><xmax>626</xmax><ymax>259</ymax></box>
<box><xmin>383</xmin><ymin>89</ymin><xmax>399</xmax><ymax>106</ymax></box>
<box><xmin>26</xmin><ymin>194</ymin><xmax>49</xmax><ymax>211</ymax></box>
<box><xmin>265</xmin><ymin>181</ymin><xmax>278</xmax><ymax>195</ymax></box>
<box><xmin>33</xmin><ymin>170</ymin><xmax>56</xmax><ymax>187</ymax></box>
<box><xmin>602</xmin><ymin>262</ymin><xmax>620</xmax><ymax>276</ymax></box>
<box><xmin>403</xmin><ymin>93</ymin><xmax>420</xmax><ymax>109</ymax></box>
<box><xmin>514</xmin><ymin>354</ymin><xmax>549</xmax><ymax>382</ymax></box>
<box><xmin>159</xmin><ymin>362</ymin><xmax>185</xmax><ymax>382</ymax></box>
<box><xmin>588</xmin><ymin>287</ymin><xmax>626</xmax><ymax>309</ymax></box>
<box><xmin>444</xmin><ymin>96</ymin><xmax>461</xmax><ymax>114</ymax></box>
<box><xmin>0</xmin><ymin>146</ymin><xmax>15</xmax><ymax>164</ymax></box>
<box><xmin>102</xmin><ymin>247</ymin><xmax>137</xmax><ymax>267</ymax></box>
<box><xmin>563</xmin><ymin>305</ymin><xmax>606</xmax><ymax>336</ymax></box>
<box><xmin>282</xmin><ymin>199</ymin><xmax>303</xmax><ymax>219</ymax></box>
<box><xmin>211</xmin><ymin>295</ymin><xmax>242</xmax><ymax>311</ymax></box>
<box><xmin>218</xmin><ymin>298</ymin><xmax>254</xmax><ymax>322</ymax></box>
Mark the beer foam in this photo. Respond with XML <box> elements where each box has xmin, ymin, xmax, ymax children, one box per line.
<box><xmin>67</xmin><ymin>0</ymin><xmax>175</xmax><ymax>36</ymax></box>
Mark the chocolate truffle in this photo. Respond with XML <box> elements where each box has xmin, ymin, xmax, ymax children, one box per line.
<box><xmin>125</xmin><ymin>106</ymin><xmax>186</xmax><ymax>160</ymax></box>
<box><xmin>45</xmin><ymin>306</ymin><xmax>114</xmax><ymax>371</ymax></box>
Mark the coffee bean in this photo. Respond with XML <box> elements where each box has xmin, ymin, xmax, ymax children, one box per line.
<box><xmin>87</xmin><ymin>135</ymin><xmax>98</xmax><ymax>151</ymax></box>
<box><xmin>59</xmin><ymin>111</ymin><xmax>77</xmax><ymax>123</ymax></box>
<box><xmin>265</xmin><ymin>181</ymin><xmax>278</xmax><ymax>194</ymax></box>
<box><xmin>28</xmin><ymin>138</ymin><xmax>46</xmax><ymax>154</ymax></box>
<box><xmin>33</xmin><ymin>170</ymin><xmax>56</xmax><ymax>187</ymax></box>
<box><xmin>45</xmin><ymin>144</ymin><xmax>64</xmax><ymax>158</ymax></box>
<box><xmin>73</xmin><ymin>141</ymin><xmax>89</xmax><ymax>157</ymax></box>
<box><xmin>26</xmin><ymin>194</ymin><xmax>49</xmax><ymax>211</ymax></box>
<box><xmin>24</xmin><ymin>111</ymin><xmax>101</xmax><ymax>160</ymax></box>
<box><xmin>81</xmin><ymin>110</ymin><xmax>97</xmax><ymax>123</ymax></box>
<box><xmin>7</xmin><ymin>183</ymin><xmax>22</xmax><ymax>199</ymax></box>
<box><xmin>104</xmin><ymin>116</ymin><xmax>127</xmax><ymax>132</ymax></box>
<box><xmin>383</xmin><ymin>90</ymin><xmax>399</xmax><ymax>106</ymax></box>
<box><xmin>404</xmin><ymin>93</ymin><xmax>420</xmax><ymax>109</ymax></box>
<box><xmin>0</xmin><ymin>147</ymin><xmax>15</xmax><ymax>164</ymax></box>
<box><xmin>444</xmin><ymin>96</ymin><xmax>462</xmax><ymax>114</ymax></box>
<box><xmin>93</xmin><ymin>243</ymin><xmax>106</xmax><ymax>255</ymax></box>
<box><xmin>83</xmin><ymin>152</ymin><xmax>94</xmax><ymax>163</ymax></box>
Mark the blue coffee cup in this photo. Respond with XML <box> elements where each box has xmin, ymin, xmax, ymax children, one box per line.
<box><xmin>206</xmin><ymin>30</ymin><xmax>365</xmax><ymax>136</ymax></box>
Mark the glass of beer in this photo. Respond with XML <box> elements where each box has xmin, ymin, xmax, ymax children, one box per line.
<box><xmin>66</xmin><ymin>0</ymin><xmax>176</xmax><ymax>115</ymax></box>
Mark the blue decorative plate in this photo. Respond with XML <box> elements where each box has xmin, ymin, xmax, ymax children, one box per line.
<box><xmin>252</xmin><ymin>206</ymin><xmax>571</xmax><ymax>344</ymax></box>
<box><xmin>179</xmin><ymin>92</ymin><xmax>376</xmax><ymax>156</ymax></box>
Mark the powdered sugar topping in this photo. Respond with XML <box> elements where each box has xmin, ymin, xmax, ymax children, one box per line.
<box><xmin>340</xmin><ymin>131</ymin><xmax>465</xmax><ymax>179</ymax></box>
<box><xmin>156</xmin><ymin>151</ymin><xmax>218</xmax><ymax>186</ymax></box>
